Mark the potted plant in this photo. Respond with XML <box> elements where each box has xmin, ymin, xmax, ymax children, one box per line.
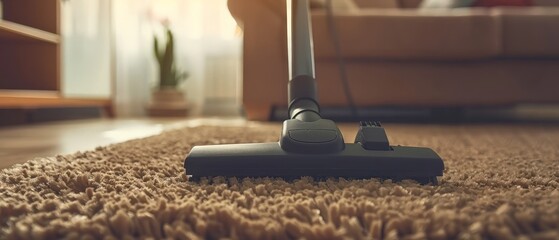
<box><xmin>146</xmin><ymin>26</ymin><xmax>190</xmax><ymax>116</ymax></box>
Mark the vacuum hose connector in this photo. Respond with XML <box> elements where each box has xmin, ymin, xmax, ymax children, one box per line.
<box><xmin>289</xmin><ymin>75</ymin><xmax>320</xmax><ymax>122</ymax></box>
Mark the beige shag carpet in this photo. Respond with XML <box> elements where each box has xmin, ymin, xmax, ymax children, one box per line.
<box><xmin>1</xmin><ymin>124</ymin><xmax>559</xmax><ymax>240</ymax></box>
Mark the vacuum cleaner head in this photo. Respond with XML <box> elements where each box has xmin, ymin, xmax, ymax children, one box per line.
<box><xmin>184</xmin><ymin>0</ymin><xmax>444</xmax><ymax>185</ymax></box>
<box><xmin>186</xmin><ymin>121</ymin><xmax>444</xmax><ymax>185</ymax></box>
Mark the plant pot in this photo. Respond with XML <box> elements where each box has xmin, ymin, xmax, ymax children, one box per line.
<box><xmin>146</xmin><ymin>88</ymin><xmax>189</xmax><ymax>117</ymax></box>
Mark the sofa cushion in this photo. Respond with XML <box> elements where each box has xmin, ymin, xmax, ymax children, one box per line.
<box><xmin>312</xmin><ymin>8</ymin><xmax>500</xmax><ymax>60</ymax></box>
<box><xmin>496</xmin><ymin>7</ymin><xmax>559</xmax><ymax>57</ymax></box>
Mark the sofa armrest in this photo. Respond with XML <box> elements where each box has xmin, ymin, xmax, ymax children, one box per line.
<box><xmin>228</xmin><ymin>0</ymin><xmax>285</xmax><ymax>27</ymax></box>
<box><xmin>228</xmin><ymin>0</ymin><xmax>289</xmax><ymax>120</ymax></box>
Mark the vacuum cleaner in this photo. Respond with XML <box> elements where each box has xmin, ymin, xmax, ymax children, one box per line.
<box><xmin>185</xmin><ymin>0</ymin><xmax>444</xmax><ymax>184</ymax></box>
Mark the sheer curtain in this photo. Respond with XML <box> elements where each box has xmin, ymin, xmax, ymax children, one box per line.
<box><xmin>113</xmin><ymin>0</ymin><xmax>241</xmax><ymax>117</ymax></box>
<box><xmin>62</xmin><ymin>0</ymin><xmax>111</xmax><ymax>99</ymax></box>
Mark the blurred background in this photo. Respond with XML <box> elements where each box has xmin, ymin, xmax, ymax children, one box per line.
<box><xmin>1</xmin><ymin>0</ymin><xmax>559</xmax><ymax>125</ymax></box>
<box><xmin>2</xmin><ymin>0</ymin><xmax>559</xmax><ymax>125</ymax></box>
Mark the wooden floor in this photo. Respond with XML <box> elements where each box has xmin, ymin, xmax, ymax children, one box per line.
<box><xmin>0</xmin><ymin>117</ymin><xmax>255</xmax><ymax>169</ymax></box>
<box><xmin>0</xmin><ymin>117</ymin><xmax>362</xmax><ymax>170</ymax></box>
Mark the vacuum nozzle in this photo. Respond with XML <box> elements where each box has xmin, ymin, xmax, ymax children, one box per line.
<box><xmin>186</xmin><ymin>120</ymin><xmax>444</xmax><ymax>185</ymax></box>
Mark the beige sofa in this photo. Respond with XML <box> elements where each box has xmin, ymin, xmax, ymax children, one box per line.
<box><xmin>229</xmin><ymin>0</ymin><xmax>559</xmax><ymax>120</ymax></box>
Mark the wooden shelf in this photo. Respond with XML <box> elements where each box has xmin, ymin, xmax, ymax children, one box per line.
<box><xmin>0</xmin><ymin>89</ymin><xmax>59</xmax><ymax>97</ymax></box>
<box><xmin>0</xmin><ymin>1</ymin><xmax>114</xmax><ymax>118</ymax></box>
<box><xmin>0</xmin><ymin>90</ymin><xmax>111</xmax><ymax>108</ymax></box>
<box><xmin>0</xmin><ymin>20</ymin><xmax>60</xmax><ymax>43</ymax></box>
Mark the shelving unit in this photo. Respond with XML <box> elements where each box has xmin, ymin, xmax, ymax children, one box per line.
<box><xmin>0</xmin><ymin>20</ymin><xmax>60</xmax><ymax>43</ymax></box>
<box><xmin>0</xmin><ymin>0</ymin><xmax>113</xmax><ymax>118</ymax></box>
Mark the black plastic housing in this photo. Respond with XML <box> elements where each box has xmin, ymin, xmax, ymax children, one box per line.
<box><xmin>186</xmin><ymin>143</ymin><xmax>443</xmax><ymax>184</ymax></box>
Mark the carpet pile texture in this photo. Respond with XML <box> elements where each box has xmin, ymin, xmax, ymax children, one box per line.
<box><xmin>1</xmin><ymin>124</ymin><xmax>559</xmax><ymax>239</ymax></box>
